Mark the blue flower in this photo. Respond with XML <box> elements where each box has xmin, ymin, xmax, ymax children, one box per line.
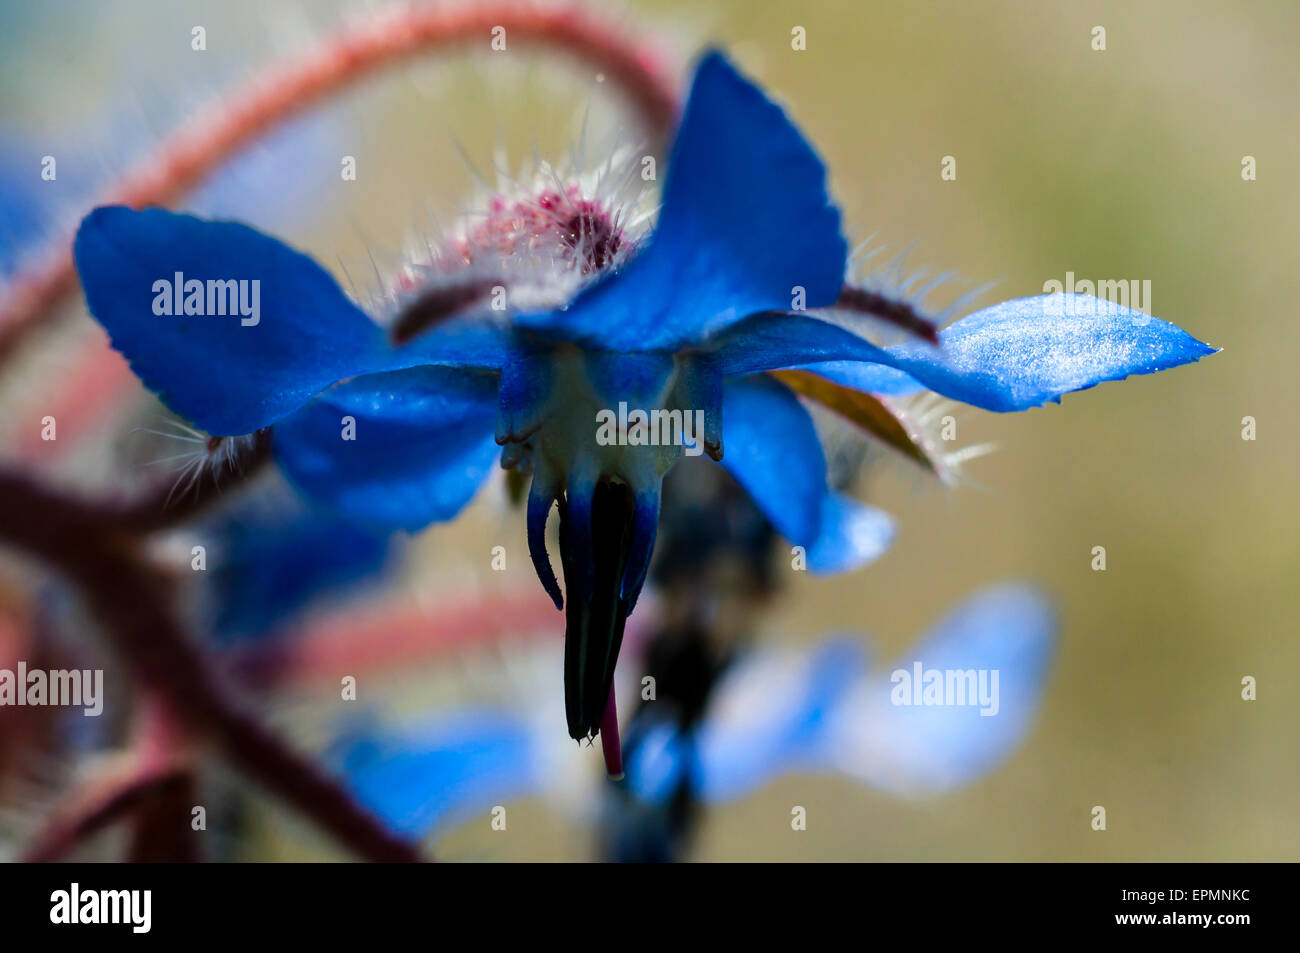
<box><xmin>198</xmin><ymin>496</ymin><xmax>397</xmax><ymax>645</ymax></box>
<box><xmin>325</xmin><ymin>582</ymin><xmax>1057</xmax><ymax>855</ymax></box>
<box><xmin>72</xmin><ymin>51</ymin><xmax>1212</xmax><ymax>749</ymax></box>
<box><xmin>688</xmin><ymin>582</ymin><xmax>1058</xmax><ymax>802</ymax></box>
<box><xmin>330</xmin><ymin>709</ymin><xmax>539</xmax><ymax>841</ymax></box>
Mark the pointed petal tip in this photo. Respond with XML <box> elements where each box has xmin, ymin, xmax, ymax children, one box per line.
<box><xmin>539</xmin><ymin>583</ymin><xmax>563</xmax><ymax>612</ymax></box>
<box><xmin>805</xmin><ymin>492</ymin><xmax>896</xmax><ymax>574</ymax></box>
<box><xmin>74</xmin><ymin>204</ymin><xmax>394</xmax><ymax>436</ymax></box>
<box><xmin>75</xmin><ymin>203</ymin><xmax>123</xmax><ymax>237</ymax></box>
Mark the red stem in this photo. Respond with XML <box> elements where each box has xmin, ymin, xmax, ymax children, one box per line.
<box><xmin>0</xmin><ymin>0</ymin><xmax>678</xmax><ymax>362</ymax></box>
<box><xmin>0</xmin><ymin>468</ymin><xmax>421</xmax><ymax>862</ymax></box>
<box><xmin>22</xmin><ymin>692</ymin><xmax>192</xmax><ymax>862</ymax></box>
<box><xmin>20</xmin><ymin>759</ymin><xmax>194</xmax><ymax>863</ymax></box>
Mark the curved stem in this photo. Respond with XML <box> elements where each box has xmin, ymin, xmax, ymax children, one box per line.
<box><xmin>20</xmin><ymin>760</ymin><xmax>193</xmax><ymax>863</ymax></box>
<box><xmin>0</xmin><ymin>0</ymin><xmax>679</xmax><ymax>362</ymax></box>
<box><xmin>23</xmin><ymin>692</ymin><xmax>192</xmax><ymax>862</ymax></box>
<box><xmin>0</xmin><ymin>468</ymin><xmax>422</xmax><ymax>862</ymax></box>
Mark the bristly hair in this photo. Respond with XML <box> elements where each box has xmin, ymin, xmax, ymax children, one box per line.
<box><xmin>816</xmin><ymin>235</ymin><xmax>1000</xmax><ymax>347</ymax></box>
<box><xmin>361</xmin><ymin>131</ymin><xmax>660</xmax><ymax>342</ymax></box>
<box><xmin>135</xmin><ymin>418</ymin><xmax>262</xmax><ymax>507</ymax></box>
<box><xmin>814</xmin><ymin>390</ymin><xmax>997</xmax><ymax>493</ymax></box>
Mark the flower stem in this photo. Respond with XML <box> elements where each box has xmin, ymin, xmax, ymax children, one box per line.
<box><xmin>0</xmin><ymin>468</ymin><xmax>422</xmax><ymax>862</ymax></box>
<box><xmin>0</xmin><ymin>0</ymin><xmax>679</xmax><ymax>363</ymax></box>
<box><xmin>20</xmin><ymin>760</ymin><xmax>194</xmax><ymax>863</ymax></box>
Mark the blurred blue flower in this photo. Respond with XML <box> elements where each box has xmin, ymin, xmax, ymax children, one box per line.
<box><xmin>0</xmin><ymin>134</ymin><xmax>64</xmax><ymax>280</ymax></box>
<box><xmin>0</xmin><ymin>107</ymin><xmax>336</xmax><ymax>284</ymax></box>
<box><xmin>327</xmin><ymin>582</ymin><xmax>1056</xmax><ymax>857</ymax></box>
<box><xmin>691</xmin><ymin>582</ymin><xmax>1057</xmax><ymax>801</ymax></box>
<box><xmin>72</xmin><ymin>50</ymin><xmax>1211</xmax><ymax>747</ymax></box>
<box><xmin>331</xmin><ymin>710</ymin><xmax>538</xmax><ymax>840</ymax></box>
<box><xmin>197</xmin><ymin>497</ymin><xmax>397</xmax><ymax>645</ymax></box>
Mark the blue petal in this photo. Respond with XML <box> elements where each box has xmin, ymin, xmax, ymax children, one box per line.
<box><xmin>789</xmin><ymin>360</ymin><xmax>925</xmax><ymax>397</ymax></box>
<box><xmin>805</xmin><ymin>491</ymin><xmax>895</xmax><ymax>574</ymax></box>
<box><xmin>73</xmin><ymin>206</ymin><xmax>511</xmax><ymax>436</ymax></box>
<box><xmin>827</xmin><ymin>583</ymin><xmax>1056</xmax><ymax>793</ymax></box>
<box><xmin>516</xmin><ymin>50</ymin><xmax>846</xmax><ymax>351</ymax></box>
<box><xmin>871</xmin><ymin>294</ymin><xmax>1218</xmax><ymax>411</ymax></box>
<box><xmin>496</xmin><ymin>349</ymin><xmax>553</xmax><ymax>444</ymax></box>
<box><xmin>720</xmin><ymin>376</ymin><xmax>892</xmax><ymax>570</ymax></box>
<box><xmin>696</xmin><ymin>639</ymin><xmax>867</xmax><ymax>803</ymax></box>
<box><xmin>74</xmin><ymin>206</ymin><xmax>386</xmax><ymax>435</ymax></box>
<box><xmin>394</xmin><ymin>315</ymin><xmax>515</xmax><ymax>374</ymax></box>
<box><xmin>717</xmin><ymin>374</ymin><xmax>825</xmax><ymax>547</ymax></box>
<box><xmin>722</xmin><ymin>295</ymin><xmax>1216</xmax><ymax>411</ymax></box>
<box><xmin>0</xmin><ymin>132</ymin><xmax>58</xmax><ymax>278</ymax></box>
<box><xmin>584</xmin><ymin>350</ymin><xmax>676</xmax><ymax>408</ymax></box>
<box><xmin>333</xmin><ymin>710</ymin><xmax>538</xmax><ymax>838</ymax></box>
<box><xmin>622</xmin><ymin>716</ymin><xmax>693</xmax><ymax>806</ymax></box>
<box><xmin>274</xmin><ymin>366</ymin><xmax>500</xmax><ymax>532</ymax></box>
<box><xmin>205</xmin><ymin>502</ymin><xmax>395</xmax><ymax>644</ymax></box>
<box><xmin>713</xmin><ymin>312</ymin><xmax>892</xmax><ymax>377</ymax></box>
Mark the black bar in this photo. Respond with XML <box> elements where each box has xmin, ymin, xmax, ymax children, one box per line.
<box><xmin>0</xmin><ymin>862</ymin><xmax>1273</xmax><ymax>939</ymax></box>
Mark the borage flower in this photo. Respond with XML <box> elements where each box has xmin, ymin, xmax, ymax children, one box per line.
<box><xmin>73</xmin><ymin>51</ymin><xmax>1214</xmax><ymax>769</ymax></box>
<box><xmin>328</xmin><ymin>582</ymin><xmax>1056</xmax><ymax>858</ymax></box>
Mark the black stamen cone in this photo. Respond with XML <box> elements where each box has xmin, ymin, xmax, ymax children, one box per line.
<box><xmin>559</xmin><ymin>480</ymin><xmax>637</xmax><ymax>740</ymax></box>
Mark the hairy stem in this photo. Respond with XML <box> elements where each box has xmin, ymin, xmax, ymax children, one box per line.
<box><xmin>836</xmin><ymin>284</ymin><xmax>940</xmax><ymax>344</ymax></box>
<box><xmin>0</xmin><ymin>469</ymin><xmax>421</xmax><ymax>862</ymax></box>
<box><xmin>0</xmin><ymin>0</ymin><xmax>678</xmax><ymax>362</ymax></box>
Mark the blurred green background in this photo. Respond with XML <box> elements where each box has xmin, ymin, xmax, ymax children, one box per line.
<box><xmin>3</xmin><ymin>0</ymin><xmax>1295</xmax><ymax>860</ymax></box>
